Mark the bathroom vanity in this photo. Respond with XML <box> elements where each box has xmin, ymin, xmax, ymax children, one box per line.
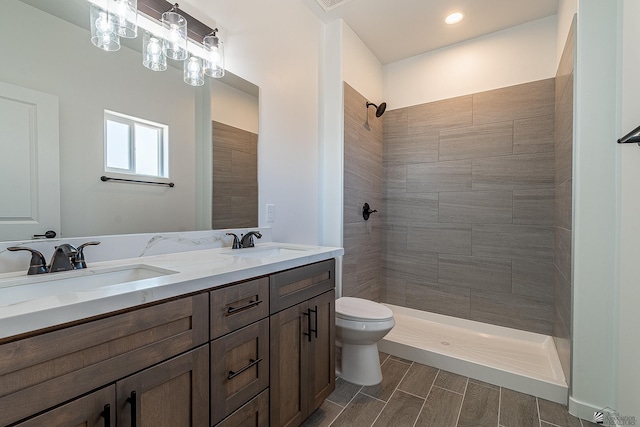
<box><xmin>0</xmin><ymin>243</ymin><xmax>341</xmax><ymax>427</ymax></box>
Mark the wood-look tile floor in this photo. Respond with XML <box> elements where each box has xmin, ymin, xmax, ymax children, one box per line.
<box><xmin>303</xmin><ymin>353</ymin><xmax>597</xmax><ymax>427</ymax></box>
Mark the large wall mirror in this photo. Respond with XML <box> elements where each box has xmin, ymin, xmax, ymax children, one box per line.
<box><xmin>0</xmin><ymin>0</ymin><xmax>258</xmax><ymax>242</ymax></box>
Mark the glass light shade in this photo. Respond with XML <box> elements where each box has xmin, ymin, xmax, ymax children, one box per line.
<box><xmin>162</xmin><ymin>10</ymin><xmax>187</xmax><ymax>61</ymax></box>
<box><xmin>142</xmin><ymin>31</ymin><xmax>167</xmax><ymax>71</ymax></box>
<box><xmin>203</xmin><ymin>34</ymin><xmax>225</xmax><ymax>78</ymax></box>
<box><xmin>90</xmin><ymin>3</ymin><xmax>120</xmax><ymax>51</ymax></box>
<box><xmin>184</xmin><ymin>56</ymin><xmax>205</xmax><ymax>86</ymax></box>
<box><xmin>112</xmin><ymin>0</ymin><xmax>137</xmax><ymax>38</ymax></box>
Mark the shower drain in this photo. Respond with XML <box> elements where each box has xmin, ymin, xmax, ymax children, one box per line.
<box><xmin>441</xmin><ymin>341</ymin><xmax>451</xmax><ymax>346</ymax></box>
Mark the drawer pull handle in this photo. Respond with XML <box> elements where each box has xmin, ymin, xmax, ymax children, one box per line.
<box><xmin>310</xmin><ymin>306</ymin><xmax>318</xmax><ymax>339</ymax></box>
<box><xmin>228</xmin><ymin>358</ymin><xmax>262</xmax><ymax>380</ymax></box>
<box><xmin>227</xmin><ymin>299</ymin><xmax>263</xmax><ymax>314</ymax></box>
<box><xmin>101</xmin><ymin>404</ymin><xmax>111</xmax><ymax>427</ymax></box>
<box><xmin>127</xmin><ymin>391</ymin><xmax>137</xmax><ymax>427</ymax></box>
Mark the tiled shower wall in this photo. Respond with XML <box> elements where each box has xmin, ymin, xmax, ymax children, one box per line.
<box><xmin>212</xmin><ymin>121</ymin><xmax>258</xmax><ymax>229</ymax></box>
<box><xmin>553</xmin><ymin>19</ymin><xmax>575</xmax><ymax>384</ymax></box>
<box><xmin>380</xmin><ymin>79</ymin><xmax>556</xmax><ymax>335</ymax></box>
<box><xmin>342</xmin><ymin>83</ymin><xmax>383</xmax><ymax>300</ymax></box>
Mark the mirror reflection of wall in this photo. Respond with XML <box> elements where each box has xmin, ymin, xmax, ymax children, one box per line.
<box><xmin>0</xmin><ymin>0</ymin><xmax>259</xmax><ymax>241</ymax></box>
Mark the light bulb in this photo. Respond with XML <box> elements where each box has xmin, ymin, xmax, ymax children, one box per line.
<box><xmin>96</xmin><ymin>12</ymin><xmax>112</xmax><ymax>34</ymax></box>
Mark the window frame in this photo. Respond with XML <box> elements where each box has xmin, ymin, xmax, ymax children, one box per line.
<box><xmin>104</xmin><ymin>110</ymin><xmax>169</xmax><ymax>179</ymax></box>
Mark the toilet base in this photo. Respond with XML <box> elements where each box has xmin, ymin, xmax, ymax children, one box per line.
<box><xmin>336</xmin><ymin>342</ymin><xmax>383</xmax><ymax>386</ymax></box>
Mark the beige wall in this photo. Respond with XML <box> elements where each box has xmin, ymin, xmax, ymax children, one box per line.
<box><xmin>380</xmin><ymin>79</ymin><xmax>556</xmax><ymax>335</ymax></box>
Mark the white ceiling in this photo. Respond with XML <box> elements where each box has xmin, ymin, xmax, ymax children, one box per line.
<box><xmin>299</xmin><ymin>0</ymin><xmax>559</xmax><ymax>64</ymax></box>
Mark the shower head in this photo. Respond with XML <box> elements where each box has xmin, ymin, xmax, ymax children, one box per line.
<box><xmin>366</xmin><ymin>101</ymin><xmax>387</xmax><ymax>118</ymax></box>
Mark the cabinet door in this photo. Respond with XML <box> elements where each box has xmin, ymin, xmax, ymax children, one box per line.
<box><xmin>116</xmin><ymin>345</ymin><xmax>209</xmax><ymax>427</ymax></box>
<box><xmin>215</xmin><ymin>389</ymin><xmax>269</xmax><ymax>427</ymax></box>
<box><xmin>13</xmin><ymin>385</ymin><xmax>115</xmax><ymax>427</ymax></box>
<box><xmin>307</xmin><ymin>290</ymin><xmax>335</xmax><ymax>413</ymax></box>
<box><xmin>270</xmin><ymin>303</ymin><xmax>309</xmax><ymax>427</ymax></box>
<box><xmin>211</xmin><ymin>318</ymin><xmax>269</xmax><ymax>425</ymax></box>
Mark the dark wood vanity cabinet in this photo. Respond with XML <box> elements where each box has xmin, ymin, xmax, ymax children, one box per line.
<box><xmin>0</xmin><ymin>258</ymin><xmax>336</xmax><ymax>427</ymax></box>
<box><xmin>270</xmin><ymin>260</ymin><xmax>336</xmax><ymax>427</ymax></box>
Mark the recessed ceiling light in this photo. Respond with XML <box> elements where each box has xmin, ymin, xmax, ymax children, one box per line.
<box><xmin>445</xmin><ymin>12</ymin><xmax>464</xmax><ymax>25</ymax></box>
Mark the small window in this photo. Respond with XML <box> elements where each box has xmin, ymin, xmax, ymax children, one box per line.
<box><xmin>104</xmin><ymin>110</ymin><xmax>169</xmax><ymax>178</ymax></box>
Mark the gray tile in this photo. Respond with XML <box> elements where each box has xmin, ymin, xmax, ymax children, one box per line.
<box><xmin>499</xmin><ymin>388</ymin><xmax>538</xmax><ymax>427</ymax></box>
<box><xmin>438</xmin><ymin>191</ymin><xmax>513</xmax><ymax>224</ymax></box>
<box><xmin>383</xmin><ymin>165</ymin><xmax>407</xmax><ymax>195</ymax></box>
<box><xmin>382</xmin><ymin>251</ymin><xmax>438</xmax><ymax>283</ymax></box>
<box><xmin>557</xmin><ymin>19</ymin><xmax>575</xmax><ymax>87</ymax></box>
<box><xmin>381</xmin><ymin>223</ymin><xmax>408</xmax><ymax>253</ymax></box>
<box><xmin>513</xmin><ymin>189</ymin><xmax>554</xmax><ymax>226</ymax></box>
<box><xmin>468</xmin><ymin>378</ymin><xmax>499</xmax><ymax>390</ymax></box>
<box><xmin>472</xmin><ymin>79</ymin><xmax>555</xmax><ymax>125</ymax></box>
<box><xmin>538</xmin><ymin>398</ymin><xmax>582</xmax><ymax>427</ymax></box>
<box><xmin>554</xmin><ymin>227</ymin><xmax>572</xmax><ymax>283</ymax></box>
<box><xmin>555</xmin><ymin>74</ymin><xmax>573</xmax><ymax>185</ymax></box>
<box><xmin>383</xmin><ymin>192</ymin><xmax>439</xmax><ymax>224</ymax></box>
<box><xmin>472</xmin><ymin>152</ymin><xmax>554</xmax><ymax>191</ymax></box>
<box><xmin>327</xmin><ymin>377</ymin><xmax>363</xmax><ymax>407</ymax></box>
<box><xmin>513</xmin><ymin>114</ymin><xmax>555</xmax><ymax>155</ymax></box>
<box><xmin>470</xmin><ymin>290</ymin><xmax>553</xmax><ymax>334</ymax></box>
<box><xmin>331</xmin><ymin>393</ymin><xmax>386</xmax><ymax>427</ymax></box>
<box><xmin>541</xmin><ymin>422</ymin><xmax>557</xmax><ymax>427</ymax></box>
<box><xmin>438</xmin><ymin>255</ymin><xmax>512</xmax><ymax>293</ymax></box>
<box><xmin>383</xmin><ymin>107</ymin><xmax>408</xmax><ymax>140</ymax></box>
<box><xmin>372</xmin><ymin>391</ymin><xmax>424</xmax><ymax>427</ymax></box>
<box><xmin>554</xmin><ymin>178</ymin><xmax>572</xmax><ymax>230</ymax></box>
<box><xmin>398</xmin><ymin>363</ymin><xmax>439</xmax><ymax>398</ymax></box>
<box><xmin>405</xmin><ymin>282</ymin><xmax>471</xmax><ymax>319</ymax></box>
<box><xmin>439</xmin><ymin>121</ymin><xmax>513</xmax><ymax>161</ymax></box>
<box><xmin>512</xmin><ymin>259</ymin><xmax>554</xmax><ymax>300</ymax></box>
<box><xmin>361</xmin><ymin>358</ymin><xmax>411</xmax><ymax>402</ymax></box>
<box><xmin>389</xmin><ymin>355</ymin><xmax>414</xmax><ymax>364</ymax></box>
<box><xmin>433</xmin><ymin>370</ymin><xmax>468</xmax><ymax>394</ymax></box>
<box><xmin>472</xmin><ymin>224</ymin><xmax>554</xmax><ymax>261</ymax></box>
<box><xmin>385</xmin><ymin>132</ymin><xmax>439</xmax><ymax>165</ymax></box>
<box><xmin>380</xmin><ymin>275</ymin><xmax>407</xmax><ymax>306</ymax></box>
<box><xmin>302</xmin><ymin>400</ymin><xmax>343</xmax><ymax>427</ymax></box>
<box><xmin>415</xmin><ymin>386</ymin><xmax>464</xmax><ymax>427</ymax></box>
<box><xmin>407</xmin><ymin>160</ymin><xmax>472</xmax><ymax>193</ymax></box>
<box><xmin>408</xmin><ymin>95</ymin><xmax>473</xmax><ymax>134</ymax></box>
<box><xmin>407</xmin><ymin>223</ymin><xmax>472</xmax><ymax>255</ymax></box>
<box><xmin>581</xmin><ymin>418</ymin><xmax>600</xmax><ymax>427</ymax></box>
<box><xmin>378</xmin><ymin>352</ymin><xmax>390</xmax><ymax>365</ymax></box>
<box><xmin>457</xmin><ymin>382</ymin><xmax>500</xmax><ymax>427</ymax></box>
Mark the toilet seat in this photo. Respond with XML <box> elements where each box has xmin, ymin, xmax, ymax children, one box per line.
<box><xmin>335</xmin><ymin>297</ymin><xmax>394</xmax><ymax>322</ymax></box>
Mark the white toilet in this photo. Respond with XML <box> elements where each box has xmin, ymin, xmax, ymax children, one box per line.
<box><xmin>335</xmin><ymin>297</ymin><xmax>395</xmax><ymax>386</ymax></box>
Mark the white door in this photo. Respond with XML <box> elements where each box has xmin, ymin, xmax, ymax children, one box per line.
<box><xmin>0</xmin><ymin>81</ymin><xmax>60</xmax><ymax>241</ymax></box>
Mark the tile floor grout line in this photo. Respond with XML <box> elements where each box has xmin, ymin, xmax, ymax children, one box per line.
<box><xmin>497</xmin><ymin>386</ymin><xmax>502</xmax><ymax>427</ymax></box>
<box><xmin>328</xmin><ymin>384</ymin><xmax>364</xmax><ymax>427</ymax></box>
<box><xmin>431</xmin><ymin>384</ymin><xmax>465</xmax><ymax>396</ymax></box>
<box><xmin>454</xmin><ymin>377</ymin><xmax>470</xmax><ymax>427</ymax></box>
<box><xmin>411</xmin><ymin>368</ymin><xmax>439</xmax><ymax>427</ymax></box>
<box><xmin>537</xmin><ymin>397</ymin><xmax>543</xmax><ymax>427</ymax></box>
<box><xmin>367</xmin><ymin>361</ymin><xmax>414</xmax><ymax>427</ymax></box>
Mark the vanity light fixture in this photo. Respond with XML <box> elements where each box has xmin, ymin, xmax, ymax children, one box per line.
<box><xmin>184</xmin><ymin>56</ymin><xmax>205</xmax><ymax>86</ymax></box>
<box><xmin>90</xmin><ymin>3</ymin><xmax>120</xmax><ymax>51</ymax></box>
<box><xmin>203</xmin><ymin>29</ymin><xmax>225</xmax><ymax>78</ymax></box>
<box><xmin>112</xmin><ymin>0</ymin><xmax>138</xmax><ymax>38</ymax></box>
<box><xmin>445</xmin><ymin>12</ymin><xmax>464</xmax><ymax>25</ymax></box>
<box><xmin>142</xmin><ymin>31</ymin><xmax>167</xmax><ymax>71</ymax></box>
<box><xmin>162</xmin><ymin>3</ymin><xmax>188</xmax><ymax>61</ymax></box>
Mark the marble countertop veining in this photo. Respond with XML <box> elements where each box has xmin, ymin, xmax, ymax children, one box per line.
<box><xmin>0</xmin><ymin>242</ymin><xmax>343</xmax><ymax>340</ymax></box>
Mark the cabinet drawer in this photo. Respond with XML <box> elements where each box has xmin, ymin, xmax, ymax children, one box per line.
<box><xmin>270</xmin><ymin>259</ymin><xmax>335</xmax><ymax>314</ymax></box>
<box><xmin>211</xmin><ymin>318</ymin><xmax>269</xmax><ymax>425</ymax></box>
<box><xmin>215</xmin><ymin>389</ymin><xmax>269</xmax><ymax>427</ymax></box>
<box><xmin>0</xmin><ymin>293</ymin><xmax>208</xmax><ymax>426</ymax></box>
<box><xmin>211</xmin><ymin>277</ymin><xmax>269</xmax><ymax>339</ymax></box>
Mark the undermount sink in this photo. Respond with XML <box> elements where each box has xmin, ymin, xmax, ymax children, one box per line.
<box><xmin>0</xmin><ymin>264</ymin><xmax>178</xmax><ymax>307</ymax></box>
<box><xmin>223</xmin><ymin>245</ymin><xmax>310</xmax><ymax>259</ymax></box>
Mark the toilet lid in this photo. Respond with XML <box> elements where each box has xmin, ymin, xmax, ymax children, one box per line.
<box><xmin>335</xmin><ymin>297</ymin><xmax>394</xmax><ymax>321</ymax></box>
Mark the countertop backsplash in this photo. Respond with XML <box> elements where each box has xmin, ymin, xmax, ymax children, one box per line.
<box><xmin>0</xmin><ymin>228</ymin><xmax>272</xmax><ymax>275</ymax></box>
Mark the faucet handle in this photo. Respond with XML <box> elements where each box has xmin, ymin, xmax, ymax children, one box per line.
<box><xmin>226</xmin><ymin>233</ymin><xmax>241</xmax><ymax>249</ymax></box>
<box><xmin>240</xmin><ymin>231</ymin><xmax>262</xmax><ymax>248</ymax></box>
<box><xmin>74</xmin><ymin>241</ymin><xmax>101</xmax><ymax>269</ymax></box>
<box><xmin>7</xmin><ymin>247</ymin><xmax>47</xmax><ymax>275</ymax></box>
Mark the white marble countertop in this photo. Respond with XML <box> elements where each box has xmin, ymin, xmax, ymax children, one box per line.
<box><xmin>0</xmin><ymin>242</ymin><xmax>343</xmax><ymax>340</ymax></box>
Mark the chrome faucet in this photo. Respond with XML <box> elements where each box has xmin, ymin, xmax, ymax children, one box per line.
<box><xmin>240</xmin><ymin>231</ymin><xmax>262</xmax><ymax>248</ymax></box>
<box><xmin>8</xmin><ymin>241</ymin><xmax>101</xmax><ymax>275</ymax></box>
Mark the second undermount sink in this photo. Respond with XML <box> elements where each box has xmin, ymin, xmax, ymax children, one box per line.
<box><xmin>0</xmin><ymin>264</ymin><xmax>178</xmax><ymax>307</ymax></box>
<box><xmin>223</xmin><ymin>245</ymin><xmax>311</xmax><ymax>259</ymax></box>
